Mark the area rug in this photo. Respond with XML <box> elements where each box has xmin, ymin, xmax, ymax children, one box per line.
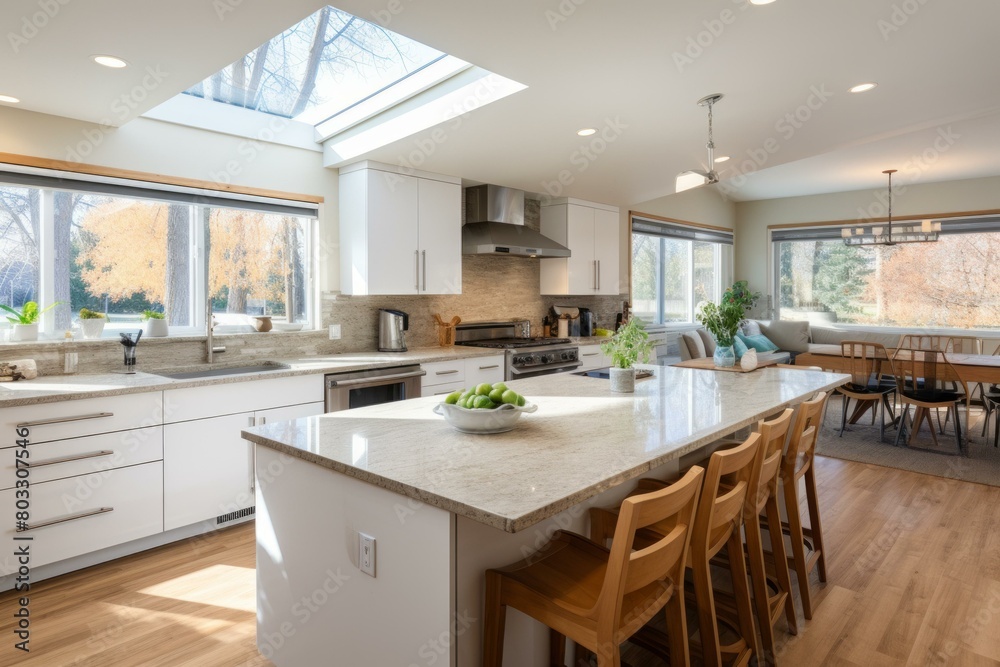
<box><xmin>816</xmin><ymin>395</ymin><xmax>1000</xmax><ymax>487</ymax></box>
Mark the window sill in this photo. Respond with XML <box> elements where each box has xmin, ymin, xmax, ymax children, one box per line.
<box><xmin>0</xmin><ymin>329</ymin><xmax>321</xmax><ymax>347</ymax></box>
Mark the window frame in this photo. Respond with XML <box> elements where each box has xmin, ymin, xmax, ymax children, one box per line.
<box><xmin>0</xmin><ymin>163</ymin><xmax>319</xmax><ymax>340</ymax></box>
<box><xmin>630</xmin><ymin>214</ymin><xmax>734</xmax><ymax>327</ymax></box>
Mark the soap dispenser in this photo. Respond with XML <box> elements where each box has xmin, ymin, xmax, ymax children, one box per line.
<box><xmin>63</xmin><ymin>330</ymin><xmax>78</xmax><ymax>374</ymax></box>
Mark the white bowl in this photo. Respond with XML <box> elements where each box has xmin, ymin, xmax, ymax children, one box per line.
<box><xmin>432</xmin><ymin>401</ymin><xmax>537</xmax><ymax>434</ymax></box>
<box><xmin>272</xmin><ymin>322</ymin><xmax>304</xmax><ymax>332</ymax></box>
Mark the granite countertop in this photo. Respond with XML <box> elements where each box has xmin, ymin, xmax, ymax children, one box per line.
<box><xmin>0</xmin><ymin>346</ymin><xmax>504</xmax><ymax>408</ymax></box>
<box><xmin>243</xmin><ymin>366</ymin><xmax>849</xmax><ymax>533</ymax></box>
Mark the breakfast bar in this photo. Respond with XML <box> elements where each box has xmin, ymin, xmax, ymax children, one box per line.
<box><xmin>243</xmin><ymin>365</ymin><xmax>847</xmax><ymax>666</ymax></box>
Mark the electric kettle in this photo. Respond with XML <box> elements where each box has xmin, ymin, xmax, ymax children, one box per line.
<box><xmin>378</xmin><ymin>309</ymin><xmax>409</xmax><ymax>352</ymax></box>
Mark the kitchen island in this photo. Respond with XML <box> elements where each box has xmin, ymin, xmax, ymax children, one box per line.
<box><xmin>243</xmin><ymin>365</ymin><xmax>847</xmax><ymax>666</ymax></box>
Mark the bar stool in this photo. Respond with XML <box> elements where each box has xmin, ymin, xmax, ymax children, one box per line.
<box><xmin>766</xmin><ymin>391</ymin><xmax>829</xmax><ymax>620</ymax></box>
<box><xmin>482</xmin><ymin>466</ymin><xmax>704</xmax><ymax>667</ymax></box>
<box><xmin>590</xmin><ymin>433</ymin><xmax>763</xmax><ymax>667</ymax></box>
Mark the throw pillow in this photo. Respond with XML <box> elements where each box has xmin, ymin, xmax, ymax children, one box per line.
<box><xmin>737</xmin><ymin>332</ymin><xmax>779</xmax><ymax>353</ymax></box>
<box><xmin>696</xmin><ymin>328</ymin><xmax>717</xmax><ymax>356</ymax></box>
<box><xmin>681</xmin><ymin>332</ymin><xmax>706</xmax><ymax>359</ymax></box>
<box><xmin>733</xmin><ymin>336</ymin><xmax>749</xmax><ymax>360</ymax></box>
<box><xmin>741</xmin><ymin>320</ymin><xmax>762</xmax><ymax>336</ymax></box>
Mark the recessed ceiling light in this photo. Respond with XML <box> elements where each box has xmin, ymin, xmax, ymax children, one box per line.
<box><xmin>849</xmin><ymin>82</ymin><xmax>877</xmax><ymax>93</ymax></box>
<box><xmin>577</xmin><ymin>128</ymin><xmax>597</xmax><ymax>136</ymax></box>
<box><xmin>0</xmin><ymin>95</ymin><xmax>20</xmax><ymax>104</ymax></box>
<box><xmin>93</xmin><ymin>55</ymin><xmax>128</xmax><ymax>69</ymax></box>
<box><xmin>714</xmin><ymin>156</ymin><xmax>730</xmax><ymax>163</ymax></box>
<box><xmin>749</xmin><ymin>0</ymin><xmax>777</xmax><ymax>5</ymax></box>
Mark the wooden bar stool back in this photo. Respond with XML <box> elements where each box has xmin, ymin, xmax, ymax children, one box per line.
<box><xmin>482</xmin><ymin>466</ymin><xmax>704</xmax><ymax>667</ymax></box>
<box><xmin>742</xmin><ymin>408</ymin><xmax>797</xmax><ymax>664</ymax></box>
<box><xmin>773</xmin><ymin>391</ymin><xmax>829</xmax><ymax>620</ymax></box>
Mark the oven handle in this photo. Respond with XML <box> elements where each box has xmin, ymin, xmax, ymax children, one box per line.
<box><xmin>326</xmin><ymin>369</ymin><xmax>427</xmax><ymax>389</ymax></box>
<box><xmin>509</xmin><ymin>361</ymin><xmax>582</xmax><ymax>376</ymax></box>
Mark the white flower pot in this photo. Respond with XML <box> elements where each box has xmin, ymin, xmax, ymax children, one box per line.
<box><xmin>143</xmin><ymin>318</ymin><xmax>169</xmax><ymax>337</ymax></box>
<box><xmin>10</xmin><ymin>323</ymin><xmax>38</xmax><ymax>342</ymax></box>
<box><xmin>740</xmin><ymin>348</ymin><xmax>758</xmax><ymax>371</ymax></box>
<box><xmin>80</xmin><ymin>318</ymin><xmax>106</xmax><ymax>339</ymax></box>
<box><xmin>610</xmin><ymin>366</ymin><xmax>636</xmax><ymax>393</ymax></box>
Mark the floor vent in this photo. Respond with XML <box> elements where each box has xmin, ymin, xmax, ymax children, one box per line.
<box><xmin>217</xmin><ymin>507</ymin><xmax>255</xmax><ymax>525</ymax></box>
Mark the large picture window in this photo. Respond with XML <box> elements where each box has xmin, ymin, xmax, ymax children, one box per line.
<box><xmin>773</xmin><ymin>216</ymin><xmax>1000</xmax><ymax>328</ymax></box>
<box><xmin>0</xmin><ymin>168</ymin><xmax>317</xmax><ymax>339</ymax></box>
<box><xmin>631</xmin><ymin>215</ymin><xmax>733</xmax><ymax>325</ymax></box>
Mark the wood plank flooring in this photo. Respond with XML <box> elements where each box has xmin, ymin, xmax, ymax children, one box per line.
<box><xmin>2</xmin><ymin>455</ymin><xmax>999</xmax><ymax>666</ymax></box>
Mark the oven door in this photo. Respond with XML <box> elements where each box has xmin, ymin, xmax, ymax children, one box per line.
<box><xmin>508</xmin><ymin>360</ymin><xmax>582</xmax><ymax>381</ymax></box>
<box><xmin>324</xmin><ymin>366</ymin><xmax>425</xmax><ymax>412</ymax></box>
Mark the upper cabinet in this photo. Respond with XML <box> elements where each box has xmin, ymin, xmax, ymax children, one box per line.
<box><xmin>339</xmin><ymin>161</ymin><xmax>462</xmax><ymax>295</ymax></box>
<box><xmin>540</xmin><ymin>198</ymin><xmax>620</xmax><ymax>295</ymax></box>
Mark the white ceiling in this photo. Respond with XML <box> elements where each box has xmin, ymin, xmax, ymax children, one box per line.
<box><xmin>4</xmin><ymin>0</ymin><xmax>1000</xmax><ymax>205</ymax></box>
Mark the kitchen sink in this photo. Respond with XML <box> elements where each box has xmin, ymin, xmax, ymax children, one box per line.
<box><xmin>153</xmin><ymin>361</ymin><xmax>291</xmax><ymax>380</ymax></box>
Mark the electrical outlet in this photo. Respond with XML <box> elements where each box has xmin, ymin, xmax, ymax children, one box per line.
<box><xmin>359</xmin><ymin>532</ymin><xmax>375</xmax><ymax>577</ymax></box>
<box><xmin>329</xmin><ymin>324</ymin><xmax>342</xmax><ymax>340</ymax></box>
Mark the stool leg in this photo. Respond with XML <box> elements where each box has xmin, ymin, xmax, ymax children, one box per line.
<box><xmin>745</xmin><ymin>510</ymin><xmax>777</xmax><ymax>662</ymax></box>
<box><xmin>550</xmin><ymin>629</ymin><xmax>566</xmax><ymax>666</ymax></box>
<box><xmin>693</xmin><ymin>554</ymin><xmax>723</xmax><ymax>667</ymax></box>
<box><xmin>727</xmin><ymin>528</ymin><xmax>761</xmax><ymax>662</ymax></box>
<box><xmin>783</xmin><ymin>477</ymin><xmax>814</xmax><ymax>620</ymax></box>
<box><xmin>483</xmin><ymin>571</ymin><xmax>506</xmax><ymax>667</ymax></box>
<box><xmin>764</xmin><ymin>494</ymin><xmax>797</xmax><ymax>635</ymax></box>
<box><xmin>664</xmin><ymin>588</ymin><xmax>690</xmax><ymax>667</ymax></box>
<box><xmin>805</xmin><ymin>466</ymin><xmax>827</xmax><ymax>583</ymax></box>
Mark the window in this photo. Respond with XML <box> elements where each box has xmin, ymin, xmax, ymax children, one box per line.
<box><xmin>0</xmin><ymin>168</ymin><xmax>317</xmax><ymax>339</ymax></box>
<box><xmin>631</xmin><ymin>216</ymin><xmax>733</xmax><ymax>325</ymax></box>
<box><xmin>773</xmin><ymin>216</ymin><xmax>1000</xmax><ymax>328</ymax></box>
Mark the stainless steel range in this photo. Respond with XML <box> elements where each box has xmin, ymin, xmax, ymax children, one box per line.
<box><xmin>455</xmin><ymin>320</ymin><xmax>580</xmax><ymax>380</ymax></box>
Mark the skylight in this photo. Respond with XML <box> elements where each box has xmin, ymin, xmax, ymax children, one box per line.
<box><xmin>183</xmin><ymin>6</ymin><xmax>455</xmax><ymax>126</ymax></box>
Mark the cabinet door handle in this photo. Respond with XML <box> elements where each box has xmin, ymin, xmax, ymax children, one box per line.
<box><xmin>18</xmin><ymin>507</ymin><xmax>113</xmax><ymax>532</ymax></box>
<box><xmin>597</xmin><ymin>260</ymin><xmax>601</xmax><ymax>291</ymax></box>
<box><xmin>17</xmin><ymin>412</ymin><xmax>113</xmax><ymax>428</ymax></box>
<box><xmin>478</xmin><ymin>364</ymin><xmax>500</xmax><ymax>370</ymax></box>
<box><xmin>582</xmin><ymin>352</ymin><xmax>599</xmax><ymax>357</ymax></box>
<box><xmin>593</xmin><ymin>260</ymin><xmax>598</xmax><ymax>290</ymax></box>
<box><xmin>422</xmin><ymin>250</ymin><xmax>427</xmax><ymax>291</ymax></box>
<box><xmin>25</xmin><ymin>450</ymin><xmax>114</xmax><ymax>468</ymax></box>
<box><xmin>249</xmin><ymin>443</ymin><xmax>255</xmax><ymax>495</ymax></box>
<box><xmin>435</xmin><ymin>369</ymin><xmax>460</xmax><ymax>376</ymax></box>
<box><xmin>415</xmin><ymin>250</ymin><xmax>420</xmax><ymax>291</ymax></box>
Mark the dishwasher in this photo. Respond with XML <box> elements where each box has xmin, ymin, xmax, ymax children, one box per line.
<box><xmin>324</xmin><ymin>365</ymin><xmax>425</xmax><ymax>412</ymax></box>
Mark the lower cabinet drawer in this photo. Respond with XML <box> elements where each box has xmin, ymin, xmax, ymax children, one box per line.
<box><xmin>0</xmin><ymin>461</ymin><xmax>163</xmax><ymax>574</ymax></box>
<box><xmin>421</xmin><ymin>360</ymin><xmax>466</xmax><ymax>388</ymax></box>
<box><xmin>0</xmin><ymin>426</ymin><xmax>163</xmax><ymax>491</ymax></box>
<box><xmin>424</xmin><ymin>380</ymin><xmax>466</xmax><ymax>397</ymax></box>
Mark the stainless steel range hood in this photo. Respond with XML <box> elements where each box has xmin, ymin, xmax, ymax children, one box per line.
<box><xmin>462</xmin><ymin>184</ymin><xmax>570</xmax><ymax>258</ymax></box>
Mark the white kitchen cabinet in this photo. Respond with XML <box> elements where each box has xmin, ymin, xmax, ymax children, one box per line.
<box><xmin>163</xmin><ymin>376</ymin><xmax>324</xmax><ymax>531</ymax></box>
<box><xmin>577</xmin><ymin>344</ymin><xmax>611</xmax><ymax>371</ymax></box>
<box><xmin>340</xmin><ymin>161</ymin><xmax>462</xmax><ymax>296</ymax></box>
<box><xmin>540</xmin><ymin>198</ymin><xmax>620</xmax><ymax>295</ymax></box>
<box><xmin>464</xmin><ymin>355</ymin><xmax>504</xmax><ymax>387</ymax></box>
<box><xmin>421</xmin><ymin>359</ymin><xmax>466</xmax><ymax>390</ymax></box>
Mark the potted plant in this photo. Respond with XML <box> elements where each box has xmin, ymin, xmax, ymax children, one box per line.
<box><xmin>600</xmin><ymin>317</ymin><xmax>653</xmax><ymax>393</ymax></box>
<box><xmin>722</xmin><ymin>280</ymin><xmax>761</xmax><ymax>315</ymax></box>
<box><xmin>141</xmin><ymin>310</ymin><xmax>169</xmax><ymax>337</ymax></box>
<box><xmin>696</xmin><ymin>300</ymin><xmax>744</xmax><ymax>368</ymax></box>
<box><xmin>79</xmin><ymin>308</ymin><xmax>107</xmax><ymax>339</ymax></box>
<box><xmin>1</xmin><ymin>301</ymin><xmax>58</xmax><ymax>341</ymax></box>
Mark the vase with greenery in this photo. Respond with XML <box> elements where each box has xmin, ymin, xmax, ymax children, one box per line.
<box><xmin>600</xmin><ymin>317</ymin><xmax>653</xmax><ymax>392</ymax></box>
<box><xmin>1</xmin><ymin>301</ymin><xmax>59</xmax><ymax>342</ymax></box>
<box><xmin>79</xmin><ymin>308</ymin><xmax>107</xmax><ymax>339</ymax></box>
<box><xmin>696</xmin><ymin>300</ymin><xmax>744</xmax><ymax>368</ymax></box>
<box><xmin>141</xmin><ymin>309</ymin><xmax>168</xmax><ymax>337</ymax></box>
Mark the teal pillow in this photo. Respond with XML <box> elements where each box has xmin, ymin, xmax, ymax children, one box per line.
<box><xmin>733</xmin><ymin>336</ymin><xmax>749</xmax><ymax>360</ymax></box>
<box><xmin>737</xmin><ymin>332</ymin><xmax>779</xmax><ymax>353</ymax></box>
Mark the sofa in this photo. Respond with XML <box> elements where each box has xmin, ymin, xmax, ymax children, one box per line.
<box><xmin>678</xmin><ymin>319</ymin><xmax>824</xmax><ymax>364</ymax></box>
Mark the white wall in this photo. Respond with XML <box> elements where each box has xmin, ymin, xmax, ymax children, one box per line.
<box><xmin>630</xmin><ymin>186</ymin><xmax>737</xmax><ymax>229</ymax></box>
<box><xmin>734</xmin><ymin>174</ymin><xmax>1000</xmax><ymax>301</ymax></box>
<box><xmin>0</xmin><ymin>106</ymin><xmax>340</xmax><ymax>290</ymax></box>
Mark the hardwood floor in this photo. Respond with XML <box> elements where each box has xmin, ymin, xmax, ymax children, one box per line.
<box><xmin>2</xmin><ymin>456</ymin><xmax>999</xmax><ymax>666</ymax></box>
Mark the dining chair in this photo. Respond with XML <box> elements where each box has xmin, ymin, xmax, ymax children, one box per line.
<box><xmin>896</xmin><ymin>334</ymin><xmax>945</xmax><ymax>351</ymax></box>
<box><xmin>763</xmin><ymin>391</ymin><xmax>830</xmax><ymax>621</ymax></box>
<box><xmin>836</xmin><ymin>341</ymin><xmax>897</xmax><ymax>441</ymax></box>
<box><xmin>945</xmin><ymin>335</ymin><xmax>983</xmax><ymax>355</ymax></box>
<box><xmin>891</xmin><ymin>348</ymin><xmax>965</xmax><ymax>455</ymax></box>
<box><xmin>983</xmin><ymin>390</ymin><xmax>1000</xmax><ymax>447</ymax></box>
<box><xmin>589</xmin><ymin>433</ymin><xmax>763</xmax><ymax>667</ymax></box>
<box><xmin>482</xmin><ymin>466</ymin><xmax>704</xmax><ymax>667</ymax></box>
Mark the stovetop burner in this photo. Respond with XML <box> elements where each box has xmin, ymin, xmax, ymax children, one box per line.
<box><xmin>459</xmin><ymin>337</ymin><xmax>572</xmax><ymax>349</ymax></box>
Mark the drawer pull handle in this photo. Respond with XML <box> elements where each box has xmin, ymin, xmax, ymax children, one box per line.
<box><xmin>478</xmin><ymin>364</ymin><xmax>500</xmax><ymax>370</ymax></box>
<box><xmin>18</xmin><ymin>507</ymin><xmax>114</xmax><ymax>532</ymax></box>
<box><xmin>582</xmin><ymin>352</ymin><xmax>599</xmax><ymax>357</ymax></box>
<box><xmin>17</xmin><ymin>412</ymin><xmax>114</xmax><ymax>428</ymax></box>
<box><xmin>435</xmin><ymin>369</ymin><xmax>460</xmax><ymax>376</ymax></box>
<box><xmin>25</xmin><ymin>450</ymin><xmax>114</xmax><ymax>468</ymax></box>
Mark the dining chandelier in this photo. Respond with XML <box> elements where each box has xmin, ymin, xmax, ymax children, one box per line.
<box><xmin>842</xmin><ymin>169</ymin><xmax>941</xmax><ymax>246</ymax></box>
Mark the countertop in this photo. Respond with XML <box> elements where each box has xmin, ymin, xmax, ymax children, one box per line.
<box><xmin>0</xmin><ymin>346</ymin><xmax>504</xmax><ymax>408</ymax></box>
<box><xmin>243</xmin><ymin>366</ymin><xmax>848</xmax><ymax>533</ymax></box>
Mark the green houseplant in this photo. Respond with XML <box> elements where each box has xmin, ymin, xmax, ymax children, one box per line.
<box><xmin>600</xmin><ymin>317</ymin><xmax>653</xmax><ymax>392</ymax></box>
<box><xmin>79</xmin><ymin>307</ymin><xmax>107</xmax><ymax>340</ymax></box>
<box><xmin>141</xmin><ymin>309</ymin><xmax>169</xmax><ymax>337</ymax></box>
<box><xmin>696</xmin><ymin>300</ymin><xmax>744</xmax><ymax>368</ymax></box>
<box><xmin>1</xmin><ymin>301</ymin><xmax>59</xmax><ymax>341</ymax></box>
